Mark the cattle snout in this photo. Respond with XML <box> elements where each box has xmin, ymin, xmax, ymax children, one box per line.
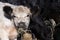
<box><xmin>18</xmin><ymin>22</ymin><xmax>26</xmax><ymax>29</ymax></box>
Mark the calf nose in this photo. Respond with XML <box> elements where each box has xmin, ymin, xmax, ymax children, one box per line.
<box><xmin>18</xmin><ymin>22</ymin><xmax>26</xmax><ymax>29</ymax></box>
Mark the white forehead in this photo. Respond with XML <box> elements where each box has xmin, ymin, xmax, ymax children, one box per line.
<box><xmin>15</xmin><ymin>12</ymin><xmax>28</xmax><ymax>17</ymax></box>
<box><xmin>13</xmin><ymin>6</ymin><xmax>31</xmax><ymax>17</ymax></box>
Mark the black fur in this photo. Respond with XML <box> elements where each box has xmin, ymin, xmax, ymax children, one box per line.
<box><xmin>29</xmin><ymin>14</ymin><xmax>52</xmax><ymax>40</ymax></box>
<box><xmin>3</xmin><ymin>6</ymin><xmax>13</xmax><ymax>19</ymax></box>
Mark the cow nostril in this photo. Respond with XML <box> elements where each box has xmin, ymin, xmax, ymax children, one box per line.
<box><xmin>18</xmin><ymin>22</ymin><xmax>27</xmax><ymax>30</ymax></box>
<box><xmin>19</xmin><ymin>23</ymin><xmax>24</xmax><ymax>26</ymax></box>
<box><xmin>18</xmin><ymin>22</ymin><xmax>25</xmax><ymax>26</ymax></box>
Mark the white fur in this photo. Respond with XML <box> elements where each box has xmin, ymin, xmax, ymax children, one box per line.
<box><xmin>0</xmin><ymin>2</ymin><xmax>18</xmax><ymax>40</ymax></box>
<box><xmin>13</xmin><ymin>6</ymin><xmax>31</xmax><ymax>28</ymax></box>
<box><xmin>0</xmin><ymin>2</ymin><xmax>31</xmax><ymax>40</ymax></box>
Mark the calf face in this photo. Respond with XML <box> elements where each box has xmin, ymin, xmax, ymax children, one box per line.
<box><xmin>12</xmin><ymin>6</ymin><xmax>32</xmax><ymax>29</ymax></box>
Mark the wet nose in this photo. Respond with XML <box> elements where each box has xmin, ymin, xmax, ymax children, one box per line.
<box><xmin>18</xmin><ymin>22</ymin><xmax>26</xmax><ymax>28</ymax></box>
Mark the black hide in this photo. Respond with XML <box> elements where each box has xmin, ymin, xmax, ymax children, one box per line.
<box><xmin>3</xmin><ymin>6</ymin><xmax>13</xmax><ymax>19</ymax></box>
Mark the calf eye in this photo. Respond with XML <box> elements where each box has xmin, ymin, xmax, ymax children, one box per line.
<box><xmin>27</xmin><ymin>15</ymin><xmax>30</xmax><ymax>17</ymax></box>
<box><xmin>13</xmin><ymin>15</ymin><xmax>16</xmax><ymax>18</ymax></box>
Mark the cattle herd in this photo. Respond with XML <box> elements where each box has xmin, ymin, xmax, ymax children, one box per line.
<box><xmin>0</xmin><ymin>0</ymin><xmax>60</xmax><ymax>40</ymax></box>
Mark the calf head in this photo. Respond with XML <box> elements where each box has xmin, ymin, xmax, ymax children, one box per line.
<box><xmin>12</xmin><ymin>6</ymin><xmax>32</xmax><ymax>30</ymax></box>
<box><xmin>3</xmin><ymin>5</ymin><xmax>32</xmax><ymax>30</ymax></box>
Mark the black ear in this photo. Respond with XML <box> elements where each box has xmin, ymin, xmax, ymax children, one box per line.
<box><xmin>3</xmin><ymin>6</ymin><xmax>13</xmax><ymax>15</ymax></box>
<box><xmin>3</xmin><ymin>6</ymin><xmax>13</xmax><ymax>19</ymax></box>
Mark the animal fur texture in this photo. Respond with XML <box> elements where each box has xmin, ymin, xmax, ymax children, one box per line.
<box><xmin>0</xmin><ymin>2</ymin><xmax>18</xmax><ymax>40</ymax></box>
<box><xmin>12</xmin><ymin>5</ymin><xmax>34</xmax><ymax>40</ymax></box>
<box><xmin>0</xmin><ymin>2</ymin><xmax>33</xmax><ymax>40</ymax></box>
<box><xmin>12</xmin><ymin>5</ymin><xmax>32</xmax><ymax>29</ymax></box>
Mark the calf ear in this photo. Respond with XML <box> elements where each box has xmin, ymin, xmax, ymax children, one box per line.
<box><xmin>3</xmin><ymin>6</ymin><xmax>13</xmax><ymax>19</ymax></box>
